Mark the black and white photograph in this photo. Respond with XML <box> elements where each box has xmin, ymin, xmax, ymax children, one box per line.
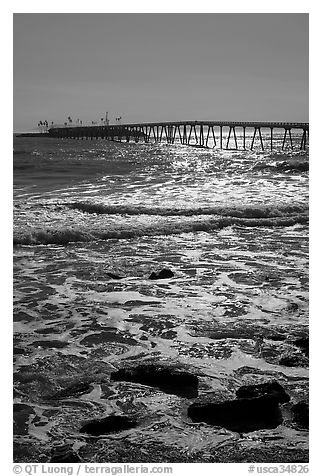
<box><xmin>12</xmin><ymin>9</ymin><xmax>310</xmax><ymax>468</ymax></box>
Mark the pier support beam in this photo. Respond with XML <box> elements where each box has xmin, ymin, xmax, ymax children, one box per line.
<box><xmin>250</xmin><ymin>127</ymin><xmax>264</xmax><ymax>151</ymax></box>
<box><xmin>282</xmin><ymin>129</ymin><xmax>287</xmax><ymax>150</ymax></box>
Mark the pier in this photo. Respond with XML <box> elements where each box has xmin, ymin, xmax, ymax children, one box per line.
<box><xmin>48</xmin><ymin>121</ymin><xmax>309</xmax><ymax>151</ymax></box>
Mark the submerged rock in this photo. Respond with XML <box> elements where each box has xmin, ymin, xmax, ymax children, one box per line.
<box><xmin>31</xmin><ymin>340</ymin><xmax>69</xmax><ymax>349</ymax></box>
<box><xmin>236</xmin><ymin>381</ymin><xmax>290</xmax><ymax>403</ymax></box>
<box><xmin>80</xmin><ymin>331</ymin><xmax>137</xmax><ymax>347</ymax></box>
<box><xmin>285</xmin><ymin>302</ymin><xmax>299</xmax><ymax>313</ymax></box>
<box><xmin>50</xmin><ymin>444</ymin><xmax>81</xmax><ymax>463</ymax></box>
<box><xmin>44</xmin><ymin>381</ymin><xmax>93</xmax><ymax>400</ymax></box>
<box><xmin>13</xmin><ymin>403</ymin><xmax>35</xmax><ymax>435</ymax></box>
<box><xmin>279</xmin><ymin>353</ymin><xmax>308</xmax><ymax>367</ymax></box>
<box><xmin>291</xmin><ymin>401</ymin><xmax>309</xmax><ymax>429</ymax></box>
<box><xmin>149</xmin><ymin>269</ymin><xmax>174</xmax><ymax>280</ymax></box>
<box><xmin>293</xmin><ymin>337</ymin><xmax>309</xmax><ymax>357</ymax></box>
<box><xmin>106</xmin><ymin>272</ymin><xmax>124</xmax><ymax>280</ymax></box>
<box><xmin>80</xmin><ymin>415</ymin><xmax>137</xmax><ymax>436</ymax></box>
<box><xmin>188</xmin><ymin>395</ymin><xmax>283</xmax><ymax>433</ymax></box>
<box><xmin>111</xmin><ymin>364</ymin><xmax>198</xmax><ymax>398</ymax></box>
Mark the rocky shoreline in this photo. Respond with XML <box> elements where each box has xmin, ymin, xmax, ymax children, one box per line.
<box><xmin>13</xmin><ymin>269</ymin><xmax>309</xmax><ymax>463</ymax></box>
<box><xmin>14</xmin><ymin>358</ymin><xmax>309</xmax><ymax>463</ymax></box>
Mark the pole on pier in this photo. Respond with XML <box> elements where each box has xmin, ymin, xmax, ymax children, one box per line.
<box><xmin>243</xmin><ymin>126</ymin><xmax>246</xmax><ymax>149</ymax></box>
<box><xmin>220</xmin><ymin>126</ymin><xmax>223</xmax><ymax>149</ymax></box>
<box><xmin>270</xmin><ymin>128</ymin><xmax>273</xmax><ymax>151</ymax></box>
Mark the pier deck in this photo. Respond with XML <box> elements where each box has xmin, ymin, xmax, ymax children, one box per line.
<box><xmin>48</xmin><ymin>121</ymin><xmax>309</xmax><ymax>151</ymax></box>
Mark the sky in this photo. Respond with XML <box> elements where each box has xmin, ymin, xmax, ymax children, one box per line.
<box><xmin>13</xmin><ymin>13</ymin><xmax>309</xmax><ymax>132</ymax></box>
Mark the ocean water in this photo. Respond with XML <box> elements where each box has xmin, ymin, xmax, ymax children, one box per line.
<box><xmin>13</xmin><ymin>132</ymin><xmax>309</xmax><ymax>462</ymax></box>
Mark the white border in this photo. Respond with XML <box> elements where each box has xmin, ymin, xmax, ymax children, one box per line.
<box><xmin>5</xmin><ymin>3</ymin><xmax>319</xmax><ymax>474</ymax></box>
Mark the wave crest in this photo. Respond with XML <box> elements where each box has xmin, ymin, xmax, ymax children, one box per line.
<box><xmin>14</xmin><ymin>214</ymin><xmax>308</xmax><ymax>246</ymax></box>
<box><xmin>67</xmin><ymin>202</ymin><xmax>308</xmax><ymax>218</ymax></box>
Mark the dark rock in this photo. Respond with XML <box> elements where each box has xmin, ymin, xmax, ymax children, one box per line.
<box><xmin>80</xmin><ymin>415</ymin><xmax>137</xmax><ymax>436</ymax></box>
<box><xmin>160</xmin><ymin>330</ymin><xmax>177</xmax><ymax>340</ymax></box>
<box><xmin>291</xmin><ymin>401</ymin><xmax>309</xmax><ymax>429</ymax></box>
<box><xmin>149</xmin><ymin>269</ymin><xmax>174</xmax><ymax>280</ymax></box>
<box><xmin>44</xmin><ymin>381</ymin><xmax>93</xmax><ymax>400</ymax></box>
<box><xmin>31</xmin><ymin>340</ymin><xmax>69</xmax><ymax>349</ymax></box>
<box><xmin>285</xmin><ymin>303</ymin><xmax>299</xmax><ymax>313</ymax></box>
<box><xmin>111</xmin><ymin>364</ymin><xmax>198</xmax><ymax>398</ymax></box>
<box><xmin>50</xmin><ymin>444</ymin><xmax>81</xmax><ymax>463</ymax></box>
<box><xmin>80</xmin><ymin>331</ymin><xmax>137</xmax><ymax>347</ymax></box>
<box><xmin>293</xmin><ymin>337</ymin><xmax>309</xmax><ymax>357</ymax></box>
<box><xmin>13</xmin><ymin>347</ymin><xmax>26</xmax><ymax>355</ymax></box>
<box><xmin>35</xmin><ymin>327</ymin><xmax>61</xmax><ymax>335</ymax></box>
<box><xmin>13</xmin><ymin>403</ymin><xmax>35</xmax><ymax>435</ymax></box>
<box><xmin>279</xmin><ymin>353</ymin><xmax>308</xmax><ymax>367</ymax></box>
<box><xmin>188</xmin><ymin>395</ymin><xmax>283</xmax><ymax>433</ymax></box>
<box><xmin>106</xmin><ymin>272</ymin><xmax>124</xmax><ymax>280</ymax></box>
<box><xmin>236</xmin><ymin>381</ymin><xmax>290</xmax><ymax>403</ymax></box>
<box><xmin>268</xmin><ymin>334</ymin><xmax>287</xmax><ymax>341</ymax></box>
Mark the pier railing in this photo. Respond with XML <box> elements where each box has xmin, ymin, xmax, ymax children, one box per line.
<box><xmin>48</xmin><ymin>121</ymin><xmax>309</xmax><ymax>151</ymax></box>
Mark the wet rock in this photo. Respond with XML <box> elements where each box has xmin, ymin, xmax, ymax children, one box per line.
<box><xmin>50</xmin><ymin>444</ymin><xmax>81</xmax><ymax>463</ymax></box>
<box><xmin>267</xmin><ymin>333</ymin><xmax>287</xmax><ymax>342</ymax></box>
<box><xmin>13</xmin><ymin>347</ymin><xmax>26</xmax><ymax>355</ymax></box>
<box><xmin>279</xmin><ymin>353</ymin><xmax>308</xmax><ymax>367</ymax></box>
<box><xmin>149</xmin><ymin>269</ymin><xmax>174</xmax><ymax>280</ymax></box>
<box><xmin>35</xmin><ymin>327</ymin><xmax>62</xmax><ymax>335</ymax></box>
<box><xmin>188</xmin><ymin>395</ymin><xmax>283</xmax><ymax>433</ymax></box>
<box><xmin>31</xmin><ymin>340</ymin><xmax>69</xmax><ymax>349</ymax></box>
<box><xmin>44</xmin><ymin>381</ymin><xmax>93</xmax><ymax>400</ymax></box>
<box><xmin>106</xmin><ymin>272</ymin><xmax>124</xmax><ymax>280</ymax></box>
<box><xmin>293</xmin><ymin>337</ymin><xmax>309</xmax><ymax>357</ymax></box>
<box><xmin>291</xmin><ymin>401</ymin><xmax>309</xmax><ymax>429</ymax></box>
<box><xmin>111</xmin><ymin>364</ymin><xmax>198</xmax><ymax>398</ymax></box>
<box><xmin>80</xmin><ymin>331</ymin><xmax>137</xmax><ymax>347</ymax></box>
<box><xmin>13</xmin><ymin>311</ymin><xmax>34</xmax><ymax>322</ymax></box>
<box><xmin>285</xmin><ymin>302</ymin><xmax>299</xmax><ymax>313</ymax></box>
<box><xmin>13</xmin><ymin>403</ymin><xmax>35</xmax><ymax>435</ymax></box>
<box><xmin>236</xmin><ymin>381</ymin><xmax>290</xmax><ymax>403</ymax></box>
<box><xmin>80</xmin><ymin>415</ymin><xmax>137</xmax><ymax>436</ymax></box>
<box><xmin>160</xmin><ymin>330</ymin><xmax>177</xmax><ymax>340</ymax></box>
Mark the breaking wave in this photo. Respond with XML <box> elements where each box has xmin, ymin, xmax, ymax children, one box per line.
<box><xmin>67</xmin><ymin>202</ymin><xmax>308</xmax><ymax>218</ymax></box>
<box><xmin>253</xmin><ymin>160</ymin><xmax>309</xmax><ymax>173</ymax></box>
<box><xmin>14</xmin><ymin>212</ymin><xmax>308</xmax><ymax>246</ymax></box>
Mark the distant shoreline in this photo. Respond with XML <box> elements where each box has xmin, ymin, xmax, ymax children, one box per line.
<box><xmin>15</xmin><ymin>132</ymin><xmax>49</xmax><ymax>138</ymax></box>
